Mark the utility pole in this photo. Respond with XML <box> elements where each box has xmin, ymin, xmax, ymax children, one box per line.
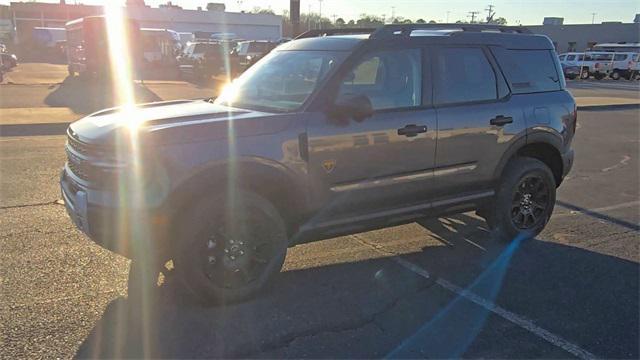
<box><xmin>591</xmin><ymin>12</ymin><xmax>596</xmax><ymax>24</ymax></box>
<box><xmin>332</xmin><ymin>14</ymin><xmax>337</xmax><ymax>24</ymax></box>
<box><xmin>485</xmin><ymin>4</ymin><xmax>495</xmax><ymax>23</ymax></box>
<box><xmin>468</xmin><ymin>11</ymin><xmax>479</xmax><ymax>23</ymax></box>
<box><xmin>446</xmin><ymin>11</ymin><xmax>450</xmax><ymax>23</ymax></box>
<box><xmin>318</xmin><ymin>0</ymin><xmax>323</xmax><ymax>29</ymax></box>
<box><xmin>391</xmin><ymin>6</ymin><xmax>395</xmax><ymax>23</ymax></box>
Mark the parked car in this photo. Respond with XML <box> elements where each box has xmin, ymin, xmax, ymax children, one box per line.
<box><xmin>607</xmin><ymin>52</ymin><xmax>639</xmax><ymax>80</ymax></box>
<box><xmin>61</xmin><ymin>24</ymin><xmax>576</xmax><ymax>303</ymax></box>
<box><xmin>0</xmin><ymin>52</ymin><xmax>18</xmax><ymax>69</ymax></box>
<box><xmin>559</xmin><ymin>52</ymin><xmax>613</xmax><ymax>80</ymax></box>
<box><xmin>561</xmin><ymin>63</ymin><xmax>580</xmax><ymax>80</ymax></box>
<box><xmin>627</xmin><ymin>53</ymin><xmax>640</xmax><ymax>80</ymax></box>
<box><xmin>231</xmin><ymin>40</ymin><xmax>278</xmax><ymax>73</ymax></box>
<box><xmin>177</xmin><ymin>41</ymin><xmax>230</xmax><ymax>79</ymax></box>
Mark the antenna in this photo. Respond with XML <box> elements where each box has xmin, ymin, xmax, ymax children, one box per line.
<box><xmin>591</xmin><ymin>12</ymin><xmax>596</xmax><ymax>24</ymax></box>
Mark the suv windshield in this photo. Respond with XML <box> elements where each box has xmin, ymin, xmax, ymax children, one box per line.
<box><xmin>216</xmin><ymin>50</ymin><xmax>346</xmax><ymax>112</ymax></box>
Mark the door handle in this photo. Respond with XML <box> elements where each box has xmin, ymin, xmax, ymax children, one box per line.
<box><xmin>490</xmin><ymin>115</ymin><xmax>513</xmax><ymax>126</ymax></box>
<box><xmin>398</xmin><ymin>124</ymin><xmax>427</xmax><ymax>137</ymax></box>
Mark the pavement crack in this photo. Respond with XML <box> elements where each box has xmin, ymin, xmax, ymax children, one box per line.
<box><xmin>0</xmin><ymin>200</ymin><xmax>61</xmax><ymax>210</ymax></box>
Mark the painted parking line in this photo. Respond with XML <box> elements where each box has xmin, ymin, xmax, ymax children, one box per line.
<box><xmin>350</xmin><ymin>234</ymin><xmax>598</xmax><ymax>359</ymax></box>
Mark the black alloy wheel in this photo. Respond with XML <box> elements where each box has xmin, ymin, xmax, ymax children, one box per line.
<box><xmin>510</xmin><ymin>174</ymin><xmax>550</xmax><ymax>230</ymax></box>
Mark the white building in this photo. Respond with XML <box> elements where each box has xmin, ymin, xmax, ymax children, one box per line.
<box><xmin>125</xmin><ymin>6</ymin><xmax>282</xmax><ymax>41</ymax></box>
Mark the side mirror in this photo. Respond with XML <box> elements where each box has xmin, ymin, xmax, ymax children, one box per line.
<box><xmin>332</xmin><ymin>94</ymin><xmax>374</xmax><ymax>122</ymax></box>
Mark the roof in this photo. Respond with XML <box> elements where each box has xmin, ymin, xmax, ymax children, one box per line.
<box><xmin>283</xmin><ymin>24</ymin><xmax>554</xmax><ymax>51</ymax></box>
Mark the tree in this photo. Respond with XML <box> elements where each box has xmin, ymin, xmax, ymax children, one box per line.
<box><xmin>347</xmin><ymin>19</ymin><xmax>356</xmax><ymax>26</ymax></box>
<box><xmin>416</xmin><ymin>18</ymin><xmax>426</xmax><ymax>24</ymax></box>
<box><xmin>428</xmin><ymin>20</ymin><xmax>437</xmax><ymax>24</ymax></box>
<box><xmin>251</xmin><ymin>7</ymin><xmax>275</xmax><ymax>15</ymax></box>
<box><xmin>356</xmin><ymin>14</ymin><xmax>385</xmax><ymax>27</ymax></box>
<box><xmin>491</xmin><ymin>17</ymin><xmax>508</xmax><ymax>25</ymax></box>
<box><xmin>335</xmin><ymin>18</ymin><xmax>346</xmax><ymax>27</ymax></box>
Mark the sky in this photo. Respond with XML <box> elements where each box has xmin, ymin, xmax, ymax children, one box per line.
<box><xmin>2</xmin><ymin>0</ymin><xmax>639</xmax><ymax>25</ymax></box>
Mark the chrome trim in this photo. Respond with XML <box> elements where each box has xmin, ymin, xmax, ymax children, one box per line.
<box><xmin>330</xmin><ymin>162</ymin><xmax>477</xmax><ymax>192</ymax></box>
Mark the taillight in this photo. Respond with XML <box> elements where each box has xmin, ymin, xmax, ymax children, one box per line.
<box><xmin>594</xmin><ymin>62</ymin><xmax>600</xmax><ymax>69</ymax></box>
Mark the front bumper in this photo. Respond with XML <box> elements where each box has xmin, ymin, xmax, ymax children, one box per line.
<box><xmin>60</xmin><ymin>168</ymin><xmax>170</xmax><ymax>258</ymax></box>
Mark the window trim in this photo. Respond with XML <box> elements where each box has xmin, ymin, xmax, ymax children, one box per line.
<box><xmin>431</xmin><ymin>45</ymin><xmax>506</xmax><ymax>109</ymax></box>
<box><xmin>330</xmin><ymin>46</ymin><xmax>429</xmax><ymax>113</ymax></box>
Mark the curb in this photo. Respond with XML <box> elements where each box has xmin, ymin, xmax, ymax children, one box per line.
<box><xmin>577</xmin><ymin>103</ymin><xmax>640</xmax><ymax>111</ymax></box>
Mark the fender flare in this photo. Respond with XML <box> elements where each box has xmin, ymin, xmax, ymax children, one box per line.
<box><xmin>493</xmin><ymin>129</ymin><xmax>564</xmax><ymax>181</ymax></box>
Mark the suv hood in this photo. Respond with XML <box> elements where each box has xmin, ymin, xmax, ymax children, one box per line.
<box><xmin>69</xmin><ymin>99</ymin><xmax>290</xmax><ymax>145</ymax></box>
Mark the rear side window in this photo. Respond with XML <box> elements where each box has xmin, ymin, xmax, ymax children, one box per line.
<box><xmin>614</xmin><ymin>54</ymin><xmax>628</xmax><ymax>61</ymax></box>
<box><xmin>558</xmin><ymin>55</ymin><xmax>566</xmax><ymax>61</ymax></box>
<box><xmin>492</xmin><ymin>48</ymin><xmax>561</xmax><ymax>94</ymax></box>
<box><xmin>434</xmin><ymin>47</ymin><xmax>497</xmax><ymax>105</ymax></box>
<box><xmin>566</xmin><ymin>55</ymin><xmax>576</xmax><ymax>61</ymax></box>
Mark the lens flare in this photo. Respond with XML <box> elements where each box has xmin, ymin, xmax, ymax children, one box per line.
<box><xmin>104</xmin><ymin>2</ymin><xmax>156</xmax><ymax>357</ymax></box>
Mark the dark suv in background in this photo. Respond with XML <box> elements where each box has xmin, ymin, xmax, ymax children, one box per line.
<box><xmin>61</xmin><ymin>24</ymin><xmax>576</xmax><ymax>303</ymax></box>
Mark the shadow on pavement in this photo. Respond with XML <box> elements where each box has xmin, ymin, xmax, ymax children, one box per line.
<box><xmin>0</xmin><ymin>123</ymin><xmax>69</xmax><ymax>137</ymax></box>
<box><xmin>76</xmin><ymin>214</ymin><xmax>639</xmax><ymax>359</ymax></box>
<box><xmin>44</xmin><ymin>76</ymin><xmax>162</xmax><ymax>114</ymax></box>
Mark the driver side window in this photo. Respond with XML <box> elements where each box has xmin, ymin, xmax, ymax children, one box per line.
<box><xmin>338</xmin><ymin>49</ymin><xmax>422</xmax><ymax>111</ymax></box>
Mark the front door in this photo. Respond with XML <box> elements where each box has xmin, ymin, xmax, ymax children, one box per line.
<box><xmin>306</xmin><ymin>47</ymin><xmax>437</xmax><ymax>218</ymax></box>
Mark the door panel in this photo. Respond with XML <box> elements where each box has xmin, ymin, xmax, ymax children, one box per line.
<box><xmin>432</xmin><ymin>46</ymin><xmax>525</xmax><ymax>197</ymax></box>
<box><xmin>307</xmin><ymin>109</ymin><xmax>437</xmax><ymax>216</ymax></box>
<box><xmin>305</xmin><ymin>47</ymin><xmax>437</xmax><ymax>217</ymax></box>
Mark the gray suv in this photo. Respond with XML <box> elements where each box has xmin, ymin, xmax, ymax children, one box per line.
<box><xmin>60</xmin><ymin>24</ymin><xmax>576</xmax><ymax>303</ymax></box>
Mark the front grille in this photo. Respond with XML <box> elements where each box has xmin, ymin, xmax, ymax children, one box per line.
<box><xmin>66</xmin><ymin>150</ymin><xmax>91</xmax><ymax>182</ymax></box>
<box><xmin>67</xmin><ymin>134</ymin><xmax>100</xmax><ymax>157</ymax></box>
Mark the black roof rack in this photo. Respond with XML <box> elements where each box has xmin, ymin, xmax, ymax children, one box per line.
<box><xmin>371</xmin><ymin>23</ymin><xmax>531</xmax><ymax>38</ymax></box>
<box><xmin>295</xmin><ymin>28</ymin><xmax>377</xmax><ymax>39</ymax></box>
<box><xmin>294</xmin><ymin>24</ymin><xmax>532</xmax><ymax>40</ymax></box>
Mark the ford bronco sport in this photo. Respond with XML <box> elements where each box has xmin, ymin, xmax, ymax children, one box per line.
<box><xmin>61</xmin><ymin>24</ymin><xmax>576</xmax><ymax>303</ymax></box>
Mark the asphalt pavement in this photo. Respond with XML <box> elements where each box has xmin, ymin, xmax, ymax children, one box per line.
<box><xmin>1</xmin><ymin>106</ymin><xmax>638</xmax><ymax>358</ymax></box>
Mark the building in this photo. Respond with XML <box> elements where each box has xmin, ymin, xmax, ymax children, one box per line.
<box><xmin>0</xmin><ymin>5</ymin><xmax>13</xmax><ymax>42</ymax></box>
<box><xmin>10</xmin><ymin>1</ymin><xmax>282</xmax><ymax>44</ymax></box>
<box><xmin>528</xmin><ymin>17</ymin><xmax>640</xmax><ymax>53</ymax></box>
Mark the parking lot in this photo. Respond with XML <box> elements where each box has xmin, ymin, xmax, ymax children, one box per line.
<box><xmin>1</xmin><ymin>63</ymin><xmax>639</xmax><ymax>358</ymax></box>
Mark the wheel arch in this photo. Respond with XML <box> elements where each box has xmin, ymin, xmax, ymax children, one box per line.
<box><xmin>494</xmin><ymin>132</ymin><xmax>564</xmax><ymax>187</ymax></box>
<box><xmin>166</xmin><ymin>157</ymin><xmax>309</xmax><ymax>237</ymax></box>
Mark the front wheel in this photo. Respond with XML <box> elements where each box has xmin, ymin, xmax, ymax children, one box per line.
<box><xmin>593</xmin><ymin>73</ymin><xmax>606</xmax><ymax>80</ymax></box>
<box><xmin>174</xmin><ymin>190</ymin><xmax>288</xmax><ymax>304</ymax></box>
<box><xmin>610</xmin><ymin>70</ymin><xmax>621</xmax><ymax>80</ymax></box>
<box><xmin>483</xmin><ymin>157</ymin><xmax>556</xmax><ymax>242</ymax></box>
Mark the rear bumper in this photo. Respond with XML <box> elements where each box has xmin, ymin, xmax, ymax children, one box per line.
<box><xmin>561</xmin><ymin>149</ymin><xmax>574</xmax><ymax>178</ymax></box>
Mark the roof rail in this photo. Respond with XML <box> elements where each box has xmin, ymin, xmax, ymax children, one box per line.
<box><xmin>295</xmin><ymin>28</ymin><xmax>377</xmax><ymax>39</ymax></box>
<box><xmin>371</xmin><ymin>23</ymin><xmax>531</xmax><ymax>38</ymax></box>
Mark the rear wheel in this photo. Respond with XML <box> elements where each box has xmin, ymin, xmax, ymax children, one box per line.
<box><xmin>175</xmin><ymin>190</ymin><xmax>288</xmax><ymax>304</ymax></box>
<box><xmin>482</xmin><ymin>157</ymin><xmax>556</xmax><ymax>242</ymax></box>
<box><xmin>593</xmin><ymin>73</ymin><xmax>606</xmax><ymax>80</ymax></box>
<box><xmin>610</xmin><ymin>70</ymin><xmax>621</xmax><ymax>80</ymax></box>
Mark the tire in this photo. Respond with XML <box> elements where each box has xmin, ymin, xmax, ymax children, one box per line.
<box><xmin>174</xmin><ymin>190</ymin><xmax>288</xmax><ymax>304</ymax></box>
<box><xmin>593</xmin><ymin>73</ymin><xmax>606</xmax><ymax>80</ymax></box>
<box><xmin>483</xmin><ymin>157</ymin><xmax>556</xmax><ymax>242</ymax></box>
<box><xmin>67</xmin><ymin>65</ymin><xmax>75</xmax><ymax>77</ymax></box>
<box><xmin>565</xmin><ymin>74</ymin><xmax>577</xmax><ymax>80</ymax></box>
<box><xmin>610</xmin><ymin>70</ymin><xmax>621</xmax><ymax>80</ymax></box>
<box><xmin>580</xmin><ymin>68</ymin><xmax>590</xmax><ymax>80</ymax></box>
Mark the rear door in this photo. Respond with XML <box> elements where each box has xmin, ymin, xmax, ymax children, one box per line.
<box><xmin>431</xmin><ymin>46</ymin><xmax>526</xmax><ymax>197</ymax></box>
